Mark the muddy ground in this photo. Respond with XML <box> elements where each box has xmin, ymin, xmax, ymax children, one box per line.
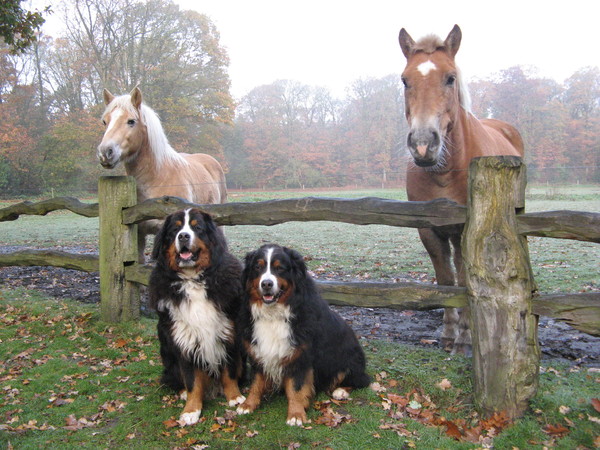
<box><xmin>1</xmin><ymin>263</ymin><xmax>598</xmax><ymax>368</ymax></box>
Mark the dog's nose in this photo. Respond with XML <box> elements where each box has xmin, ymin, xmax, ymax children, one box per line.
<box><xmin>261</xmin><ymin>279</ymin><xmax>274</xmax><ymax>291</ymax></box>
<box><xmin>178</xmin><ymin>232</ymin><xmax>191</xmax><ymax>243</ymax></box>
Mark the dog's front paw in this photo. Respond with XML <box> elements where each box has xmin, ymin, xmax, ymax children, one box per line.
<box><xmin>285</xmin><ymin>411</ymin><xmax>309</xmax><ymax>427</ymax></box>
<box><xmin>331</xmin><ymin>387</ymin><xmax>350</xmax><ymax>400</ymax></box>
<box><xmin>236</xmin><ymin>402</ymin><xmax>253</xmax><ymax>415</ymax></box>
<box><xmin>179</xmin><ymin>410</ymin><xmax>201</xmax><ymax>426</ymax></box>
<box><xmin>286</xmin><ymin>413</ymin><xmax>308</xmax><ymax>427</ymax></box>
<box><xmin>228</xmin><ymin>395</ymin><xmax>246</xmax><ymax>407</ymax></box>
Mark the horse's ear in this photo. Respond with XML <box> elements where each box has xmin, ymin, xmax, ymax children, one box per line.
<box><xmin>444</xmin><ymin>24</ymin><xmax>462</xmax><ymax>58</ymax></box>
<box><xmin>130</xmin><ymin>86</ymin><xmax>143</xmax><ymax>109</ymax></box>
<box><xmin>398</xmin><ymin>28</ymin><xmax>415</xmax><ymax>58</ymax></box>
<box><xmin>103</xmin><ymin>89</ymin><xmax>114</xmax><ymax>105</ymax></box>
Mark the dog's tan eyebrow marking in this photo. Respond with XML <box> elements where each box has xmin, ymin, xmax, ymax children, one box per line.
<box><xmin>174</xmin><ymin>220</ymin><xmax>183</xmax><ymax>227</ymax></box>
<box><xmin>273</xmin><ymin>260</ymin><xmax>281</xmax><ymax>269</ymax></box>
<box><xmin>257</xmin><ymin>259</ymin><xmax>265</xmax><ymax>268</ymax></box>
<box><xmin>190</xmin><ymin>219</ymin><xmax>198</xmax><ymax>227</ymax></box>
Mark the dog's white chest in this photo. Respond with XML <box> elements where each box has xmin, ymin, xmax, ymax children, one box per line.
<box><xmin>164</xmin><ymin>280</ymin><xmax>232</xmax><ymax>376</ymax></box>
<box><xmin>250</xmin><ymin>303</ymin><xmax>295</xmax><ymax>386</ymax></box>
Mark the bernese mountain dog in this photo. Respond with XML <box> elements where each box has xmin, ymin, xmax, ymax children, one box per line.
<box><xmin>236</xmin><ymin>244</ymin><xmax>370</xmax><ymax>426</ymax></box>
<box><xmin>148</xmin><ymin>208</ymin><xmax>245</xmax><ymax>426</ymax></box>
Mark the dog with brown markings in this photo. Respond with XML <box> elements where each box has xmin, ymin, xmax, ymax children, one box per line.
<box><xmin>236</xmin><ymin>244</ymin><xmax>370</xmax><ymax>426</ymax></box>
<box><xmin>149</xmin><ymin>208</ymin><xmax>245</xmax><ymax>426</ymax></box>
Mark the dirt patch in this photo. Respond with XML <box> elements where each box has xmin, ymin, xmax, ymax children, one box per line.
<box><xmin>1</xmin><ymin>263</ymin><xmax>598</xmax><ymax>368</ymax></box>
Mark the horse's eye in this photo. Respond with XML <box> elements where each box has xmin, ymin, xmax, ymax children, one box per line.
<box><xmin>127</xmin><ymin>119</ymin><xmax>136</xmax><ymax>126</ymax></box>
<box><xmin>446</xmin><ymin>74</ymin><xmax>456</xmax><ymax>87</ymax></box>
<box><xmin>401</xmin><ymin>77</ymin><xmax>409</xmax><ymax>88</ymax></box>
<box><xmin>102</xmin><ymin>119</ymin><xmax>107</xmax><ymax>126</ymax></box>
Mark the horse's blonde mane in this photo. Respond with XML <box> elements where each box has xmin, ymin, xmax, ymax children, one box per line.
<box><xmin>104</xmin><ymin>95</ymin><xmax>187</xmax><ymax>168</ymax></box>
<box><xmin>413</xmin><ymin>35</ymin><xmax>472</xmax><ymax>113</ymax></box>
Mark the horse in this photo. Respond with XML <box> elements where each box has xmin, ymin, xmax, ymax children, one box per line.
<box><xmin>97</xmin><ymin>87</ymin><xmax>228</xmax><ymax>260</ymax></box>
<box><xmin>398</xmin><ymin>25</ymin><xmax>525</xmax><ymax>354</ymax></box>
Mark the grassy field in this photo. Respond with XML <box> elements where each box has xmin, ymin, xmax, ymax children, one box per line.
<box><xmin>1</xmin><ymin>186</ymin><xmax>599</xmax><ymax>448</ymax></box>
<box><xmin>1</xmin><ymin>185</ymin><xmax>599</xmax><ymax>294</ymax></box>
<box><xmin>1</xmin><ymin>291</ymin><xmax>599</xmax><ymax>449</ymax></box>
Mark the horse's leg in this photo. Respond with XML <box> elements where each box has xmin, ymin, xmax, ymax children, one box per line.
<box><xmin>451</xmin><ymin>234</ymin><xmax>471</xmax><ymax>356</ymax></box>
<box><xmin>138</xmin><ymin>219</ymin><xmax>162</xmax><ymax>263</ymax></box>
<box><xmin>417</xmin><ymin>228</ymin><xmax>457</xmax><ymax>351</ymax></box>
<box><xmin>137</xmin><ymin>227</ymin><xmax>147</xmax><ymax>263</ymax></box>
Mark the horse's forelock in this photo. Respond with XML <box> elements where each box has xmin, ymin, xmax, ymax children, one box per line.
<box><xmin>103</xmin><ymin>94</ymin><xmax>140</xmax><ymax>119</ymax></box>
<box><xmin>413</xmin><ymin>34</ymin><xmax>445</xmax><ymax>55</ymax></box>
<box><xmin>410</xmin><ymin>34</ymin><xmax>472</xmax><ymax>114</ymax></box>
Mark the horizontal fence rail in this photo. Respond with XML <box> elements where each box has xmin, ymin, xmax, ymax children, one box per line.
<box><xmin>3</xmin><ymin>195</ymin><xmax>599</xmax><ymax>243</ymax></box>
<box><xmin>0</xmin><ymin>197</ymin><xmax>99</xmax><ymax>221</ymax></box>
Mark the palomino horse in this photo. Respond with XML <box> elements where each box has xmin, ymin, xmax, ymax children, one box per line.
<box><xmin>97</xmin><ymin>87</ymin><xmax>227</xmax><ymax>259</ymax></box>
<box><xmin>398</xmin><ymin>25</ymin><xmax>524</xmax><ymax>354</ymax></box>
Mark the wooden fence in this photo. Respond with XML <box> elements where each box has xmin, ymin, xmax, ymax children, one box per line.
<box><xmin>1</xmin><ymin>156</ymin><xmax>599</xmax><ymax>419</ymax></box>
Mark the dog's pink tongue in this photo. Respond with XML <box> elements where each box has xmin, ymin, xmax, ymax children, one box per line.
<box><xmin>179</xmin><ymin>251</ymin><xmax>193</xmax><ymax>261</ymax></box>
<box><xmin>263</xmin><ymin>295</ymin><xmax>274</xmax><ymax>302</ymax></box>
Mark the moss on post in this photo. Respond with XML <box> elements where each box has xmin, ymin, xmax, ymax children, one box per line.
<box><xmin>462</xmin><ymin>156</ymin><xmax>539</xmax><ymax>419</ymax></box>
<box><xmin>98</xmin><ymin>176</ymin><xmax>139</xmax><ymax>322</ymax></box>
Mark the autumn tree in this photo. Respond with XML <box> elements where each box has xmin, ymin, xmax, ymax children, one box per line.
<box><xmin>338</xmin><ymin>75</ymin><xmax>406</xmax><ymax>187</ymax></box>
<box><xmin>232</xmin><ymin>80</ymin><xmax>341</xmax><ymax>188</ymax></box>
<box><xmin>562</xmin><ymin>67</ymin><xmax>600</xmax><ymax>182</ymax></box>
<box><xmin>0</xmin><ymin>0</ymin><xmax>48</xmax><ymax>53</ymax></box>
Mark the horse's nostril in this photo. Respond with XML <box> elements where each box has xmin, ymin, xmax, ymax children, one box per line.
<box><xmin>106</xmin><ymin>148</ymin><xmax>113</xmax><ymax>158</ymax></box>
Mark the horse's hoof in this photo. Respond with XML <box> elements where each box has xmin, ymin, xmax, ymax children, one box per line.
<box><xmin>451</xmin><ymin>343</ymin><xmax>472</xmax><ymax>357</ymax></box>
<box><xmin>441</xmin><ymin>338</ymin><xmax>455</xmax><ymax>353</ymax></box>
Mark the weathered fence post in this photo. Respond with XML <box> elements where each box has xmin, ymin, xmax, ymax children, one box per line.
<box><xmin>98</xmin><ymin>176</ymin><xmax>139</xmax><ymax>322</ymax></box>
<box><xmin>462</xmin><ymin>156</ymin><xmax>539</xmax><ymax>419</ymax></box>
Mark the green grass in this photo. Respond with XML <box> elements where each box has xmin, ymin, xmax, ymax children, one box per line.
<box><xmin>1</xmin><ymin>291</ymin><xmax>598</xmax><ymax>449</ymax></box>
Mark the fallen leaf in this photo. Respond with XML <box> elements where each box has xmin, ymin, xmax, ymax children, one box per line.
<box><xmin>592</xmin><ymin>398</ymin><xmax>600</xmax><ymax>413</ymax></box>
<box><xmin>588</xmin><ymin>414</ymin><xmax>600</xmax><ymax>425</ymax></box>
<box><xmin>543</xmin><ymin>423</ymin><xmax>570</xmax><ymax>437</ymax></box>
<box><xmin>444</xmin><ymin>420</ymin><xmax>463</xmax><ymax>440</ymax></box>
<box><xmin>163</xmin><ymin>418</ymin><xmax>180</xmax><ymax>428</ymax></box>
<box><xmin>558</xmin><ymin>405</ymin><xmax>571</xmax><ymax>415</ymax></box>
<box><xmin>407</xmin><ymin>400</ymin><xmax>422</xmax><ymax>410</ymax></box>
<box><xmin>436</xmin><ymin>378</ymin><xmax>452</xmax><ymax>391</ymax></box>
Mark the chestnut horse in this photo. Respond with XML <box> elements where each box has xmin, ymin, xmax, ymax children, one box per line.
<box><xmin>97</xmin><ymin>87</ymin><xmax>227</xmax><ymax>259</ymax></box>
<box><xmin>398</xmin><ymin>25</ymin><xmax>524</xmax><ymax>354</ymax></box>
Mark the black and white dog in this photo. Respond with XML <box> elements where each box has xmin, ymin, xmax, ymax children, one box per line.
<box><xmin>236</xmin><ymin>244</ymin><xmax>370</xmax><ymax>426</ymax></box>
<box><xmin>149</xmin><ymin>208</ymin><xmax>245</xmax><ymax>425</ymax></box>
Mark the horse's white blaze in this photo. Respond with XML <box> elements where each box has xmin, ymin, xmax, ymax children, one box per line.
<box><xmin>417</xmin><ymin>60</ymin><xmax>437</xmax><ymax>76</ymax></box>
<box><xmin>105</xmin><ymin>108</ymin><xmax>124</xmax><ymax>134</ymax></box>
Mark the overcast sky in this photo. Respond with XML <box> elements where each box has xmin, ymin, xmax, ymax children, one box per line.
<box><xmin>175</xmin><ymin>0</ymin><xmax>599</xmax><ymax>98</ymax></box>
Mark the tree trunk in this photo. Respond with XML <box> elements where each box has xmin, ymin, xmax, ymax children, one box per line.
<box><xmin>462</xmin><ymin>156</ymin><xmax>539</xmax><ymax>419</ymax></box>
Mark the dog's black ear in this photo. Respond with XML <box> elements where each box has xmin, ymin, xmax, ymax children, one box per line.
<box><xmin>151</xmin><ymin>214</ymin><xmax>172</xmax><ymax>260</ymax></box>
<box><xmin>241</xmin><ymin>250</ymin><xmax>257</xmax><ymax>286</ymax></box>
<box><xmin>285</xmin><ymin>247</ymin><xmax>307</xmax><ymax>278</ymax></box>
<box><xmin>200</xmin><ymin>210</ymin><xmax>227</xmax><ymax>259</ymax></box>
